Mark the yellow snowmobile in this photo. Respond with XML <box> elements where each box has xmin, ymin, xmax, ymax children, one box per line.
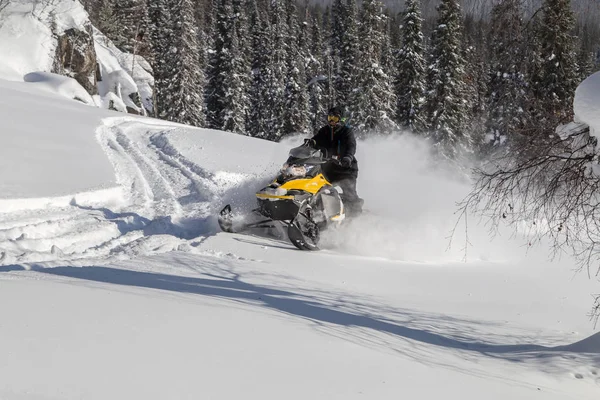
<box><xmin>218</xmin><ymin>144</ymin><xmax>345</xmax><ymax>250</ymax></box>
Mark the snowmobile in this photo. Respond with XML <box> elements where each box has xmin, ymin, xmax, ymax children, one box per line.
<box><xmin>218</xmin><ymin>144</ymin><xmax>346</xmax><ymax>250</ymax></box>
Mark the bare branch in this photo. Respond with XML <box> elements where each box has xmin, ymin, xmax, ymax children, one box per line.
<box><xmin>456</xmin><ymin>124</ymin><xmax>600</xmax><ymax>320</ymax></box>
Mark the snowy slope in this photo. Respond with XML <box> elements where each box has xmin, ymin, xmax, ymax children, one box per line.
<box><xmin>0</xmin><ymin>76</ymin><xmax>599</xmax><ymax>400</ymax></box>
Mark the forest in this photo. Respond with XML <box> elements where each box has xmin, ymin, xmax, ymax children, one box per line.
<box><xmin>79</xmin><ymin>0</ymin><xmax>599</xmax><ymax>160</ymax></box>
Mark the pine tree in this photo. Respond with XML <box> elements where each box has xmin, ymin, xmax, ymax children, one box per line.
<box><xmin>394</xmin><ymin>0</ymin><xmax>426</xmax><ymax>131</ymax></box>
<box><xmin>112</xmin><ymin>0</ymin><xmax>147</xmax><ymax>53</ymax></box>
<box><xmin>576</xmin><ymin>40</ymin><xmax>596</xmax><ymax>82</ymax></box>
<box><xmin>530</xmin><ymin>0</ymin><xmax>579</xmax><ymax>139</ymax></box>
<box><xmin>160</xmin><ymin>0</ymin><xmax>206</xmax><ymax>126</ymax></box>
<box><xmin>307</xmin><ymin>10</ymin><xmax>328</xmax><ymax>132</ymax></box>
<box><xmin>262</xmin><ymin>0</ymin><xmax>288</xmax><ymax>140</ymax></box>
<box><xmin>485</xmin><ymin>0</ymin><xmax>528</xmax><ymax>149</ymax></box>
<box><xmin>321</xmin><ymin>5</ymin><xmax>336</xmax><ymax>107</ymax></box>
<box><xmin>330</xmin><ymin>0</ymin><xmax>346</xmax><ymax>80</ymax></box>
<box><xmin>148</xmin><ymin>0</ymin><xmax>173</xmax><ymax>118</ymax></box>
<box><xmin>247</xmin><ymin>0</ymin><xmax>271</xmax><ymax>138</ymax></box>
<box><xmin>96</xmin><ymin>0</ymin><xmax>118</xmax><ymax>45</ymax></box>
<box><xmin>218</xmin><ymin>0</ymin><xmax>250</xmax><ymax>133</ymax></box>
<box><xmin>283</xmin><ymin>1</ymin><xmax>311</xmax><ymax>135</ymax></box>
<box><xmin>347</xmin><ymin>0</ymin><xmax>397</xmax><ymax>133</ymax></box>
<box><xmin>424</xmin><ymin>0</ymin><xmax>469</xmax><ymax>157</ymax></box>
<box><xmin>206</xmin><ymin>0</ymin><xmax>234</xmax><ymax>129</ymax></box>
<box><xmin>462</xmin><ymin>16</ymin><xmax>488</xmax><ymax>150</ymax></box>
<box><xmin>338</xmin><ymin>0</ymin><xmax>360</xmax><ymax>106</ymax></box>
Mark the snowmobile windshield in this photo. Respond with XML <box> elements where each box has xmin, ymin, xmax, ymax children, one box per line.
<box><xmin>286</xmin><ymin>146</ymin><xmax>324</xmax><ymax>165</ymax></box>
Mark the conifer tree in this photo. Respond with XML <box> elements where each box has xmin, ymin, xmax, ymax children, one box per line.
<box><xmin>338</xmin><ymin>0</ymin><xmax>360</xmax><ymax>105</ymax></box>
<box><xmin>307</xmin><ymin>10</ymin><xmax>328</xmax><ymax>132</ymax></box>
<box><xmin>112</xmin><ymin>0</ymin><xmax>148</xmax><ymax>53</ymax></box>
<box><xmin>148</xmin><ymin>0</ymin><xmax>173</xmax><ymax>118</ymax></box>
<box><xmin>424</xmin><ymin>0</ymin><xmax>469</xmax><ymax>156</ymax></box>
<box><xmin>96</xmin><ymin>0</ymin><xmax>118</xmax><ymax>44</ymax></box>
<box><xmin>394</xmin><ymin>0</ymin><xmax>426</xmax><ymax>131</ymax></box>
<box><xmin>247</xmin><ymin>0</ymin><xmax>271</xmax><ymax>138</ymax></box>
<box><xmin>485</xmin><ymin>0</ymin><xmax>527</xmax><ymax>149</ymax></box>
<box><xmin>261</xmin><ymin>0</ymin><xmax>288</xmax><ymax>140</ymax></box>
<box><xmin>347</xmin><ymin>0</ymin><xmax>396</xmax><ymax>133</ymax></box>
<box><xmin>218</xmin><ymin>0</ymin><xmax>250</xmax><ymax>133</ymax></box>
<box><xmin>206</xmin><ymin>0</ymin><xmax>233</xmax><ymax>129</ymax></box>
<box><xmin>529</xmin><ymin>0</ymin><xmax>579</xmax><ymax>139</ymax></box>
<box><xmin>160</xmin><ymin>0</ymin><xmax>206</xmax><ymax>126</ymax></box>
<box><xmin>330</xmin><ymin>0</ymin><xmax>346</xmax><ymax>78</ymax></box>
<box><xmin>283</xmin><ymin>1</ymin><xmax>311</xmax><ymax>135</ymax></box>
<box><xmin>321</xmin><ymin>5</ymin><xmax>336</xmax><ymax>107</ymax></box>
<box><xmin>576</xmin><ymin>41</ymin><xmax>596</xmax><ymax>82</ymax></box>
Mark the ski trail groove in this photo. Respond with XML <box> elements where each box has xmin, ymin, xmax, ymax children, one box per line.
<box><xmin>0</xmin><ymin>118</ymin><xmax>219</xmax><ymax>267</ymax></box>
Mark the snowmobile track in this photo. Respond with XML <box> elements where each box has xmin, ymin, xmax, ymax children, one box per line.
<box><xmin>0</xmin><ymin>118</ymin><xmax>219</xmax><ymax>267</ymax></box>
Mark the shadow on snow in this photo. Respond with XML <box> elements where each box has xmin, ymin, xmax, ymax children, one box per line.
<box><xmin>1</xmin><ymin>262</ymin><xmax>598</xmax><ymax>363</ymax></box>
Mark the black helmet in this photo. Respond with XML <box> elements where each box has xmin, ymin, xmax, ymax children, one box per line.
<box><xmin>328</xmin><ymin>106</ymin><xmax>343</xmax><ymax>118</ymax></box>
<box><xmin>327</xmin><ymin>106</ymin><xmax>346</xmax><ymax>126</ymax></box>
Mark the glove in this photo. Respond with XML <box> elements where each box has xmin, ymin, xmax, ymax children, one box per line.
<box><xmin>303</xmin><ymin>138</ymin><xmax>316</xmax><ymax>148</ymax></box>
<box><xmin>340</xmin><ymin>156</ymin><xmax>353</xmax><ymax>168</ymax></box>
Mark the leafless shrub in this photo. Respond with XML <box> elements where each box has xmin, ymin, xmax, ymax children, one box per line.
<box><xmin>456</xmin><ymin>123</ymin><xmax>600</xmax><ymax>324</ymax></box>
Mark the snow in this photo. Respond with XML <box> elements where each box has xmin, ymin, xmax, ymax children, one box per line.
<box><xmin>0</xmin><ymin>0</ymin><xmax>152</xmax><ymax>114</ymax></box>
<box><xmin>93</xmin><ymin>28</ymin><xmax>152</xmax><ymax>114</ymax></box>
<box><xmin>574</xmin><ymin>70</ymin><xmax>600</xmax><ymax>139</ymax></box>
<box><xmin>24</xmin><ymin>71</ymin><xmax>95</xmax><ymax>104</ymax></box>
<box><xmin>0</xmin><ymin>9</ymin><xmax>600</xmax><ymax>398</ymax></box>
<box><xmin>0</xmin><ymin>79</ymin><xmax>116</xmax><ymax>200</ymax></box>
<box><xmin>0</xmin><ymin>75</ymin><xmax>599</xmax><ymax>399</ymax></box>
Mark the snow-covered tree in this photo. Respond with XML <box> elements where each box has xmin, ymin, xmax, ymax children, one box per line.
<box><xmin>96</xmin><ymin>0</ymin><xmax>118</xmax><ymax>44</ymax></box>
<box><xmin>148</xmin><ymin>0</ymin><xmax>173</xmax><ymax>118</ymax></box>
<box><xmin>307</xmin><ymin>10</ymin><xmax>328</xmax><ymax>132</ymax></box>
<box><xmin>529</xmin><ymin>0</ymin><xmax>579</xmax><ymax>139</ymax></box>
<box><xmin>321</xmin><ymin>5</ymin><xmax>336</xmax><ymax>107</ymax></box>
<box><xmin>394</xmin><ymin>0</ymin><xmax>426</xmax><ymax>131</ymax></box>
<box><xmin>485</xmin><ymin>0</ymin><xmax>528</xmax><ymax>149</ymax></box>
<box><xmin>283</xmin><ymin>1</ymin><xmax>311</xmax><ymax>135</ymax></box>
<box><xmin>246</xmin><ymin>0</ymin><xmax>270</xmax><ymax>138</ymax></box>
<box><xmin>261</xmin><ymin>0</ymin><xmax>288</xmax><ymax>140</ymax></box>
<box><xmin>112</xmin><ymin>0</ymin><xmax>148</xmax><ymax>54</ymax></box>
<box><xmin>337</xmin><ymin>0</ymin><xmax>360</xmax><ymax>106</ymax></box>
<box><xmin>219</xmin><ymin>0</ymin><xmax>250</xmax><ymax>133</ymax></box>
<box><xmin>347</xmin><ymin>0</ymin><xmax>397</xmax><ymax>133</ymax></box>
<box><xmin>330</xmin><ymin>0</ymin><xmax>346</xmax><ymax>79</ymax></box>
<box><xmin>424</xmin><ymin>0</ymin><xmax>469</xmax><ymax>157</ymax></box>
<box><xmin>462</xmin><ymin>16</ymin><xmax>489</xmax><ymax>150</ymax></box>
<box><xmin>159</xmin><ymin>0</ymin><xmax>206</xmax><ymax>126</ymax></box>
<box><xmin>207</xmin><ymin>0</ymin><xmax>250</xmax><ymax>132</ymax></box>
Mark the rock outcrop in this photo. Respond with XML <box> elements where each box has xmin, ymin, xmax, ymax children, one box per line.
<box><xmin>52</xmin><ymin>24</ymin><xmax>100</xmax><ymax>95</ymax></box>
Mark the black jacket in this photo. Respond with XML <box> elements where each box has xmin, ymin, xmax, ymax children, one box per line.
<box><xmin>311</xmin><ymin>124</ymin><xmax>359</xmax><ymax>178</ymax></box>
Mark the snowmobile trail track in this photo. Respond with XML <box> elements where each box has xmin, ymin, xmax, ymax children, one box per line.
<box><xmin>0</xmin><ymin>118</ymin><xmax>222</xmax><ymax>267</ymax></box>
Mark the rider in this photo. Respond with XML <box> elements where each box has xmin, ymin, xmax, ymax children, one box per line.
<box><xmin>304</xmin><ymin>106</ymin><xmax>363</xmax><ymax>216</ymax></box>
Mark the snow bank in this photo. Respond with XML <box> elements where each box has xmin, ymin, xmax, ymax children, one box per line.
<box><xmin>24</xmin><ymin>71</ymin><xmax>95</xmax><ymax>104</ymax></box>
<box><xmin>0</xmin><ymin>78</ymin><xmax>117</xmax><ymax>200</ymax></box>
<box><xmin>574</xmin><ymin>71</ymin><xmax>600</xmax><ymax>139</ymax></box>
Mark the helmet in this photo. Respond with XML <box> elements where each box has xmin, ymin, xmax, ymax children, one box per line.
<box><xmin>327</xmin><ymin>106</ymin><xmax>345</xmax><ymax>126</ymax></box>
<box><xmin>328</xmin><ymin>106</ymin><xmax>343</xmax><ymax>118</ymax></box>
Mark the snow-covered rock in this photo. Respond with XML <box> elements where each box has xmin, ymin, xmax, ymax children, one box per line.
<box><xmin>0</xmin><ymin>0</ymin><xmax>153</xmax><ymax>115</ymax></box>
<box><xmin>574</xmin><ymin>71</ymin><xmax>600</xmax><ymax>140</ymax></box>
<box><xmin>24</xmin><ymin>71</ymin><xmax>95</xmax><ymax>105</ymax></box>
<box><xmin>54</xmin><ymin>25</ymin><xmax>98</xmax><ymax>95</ymax></box>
